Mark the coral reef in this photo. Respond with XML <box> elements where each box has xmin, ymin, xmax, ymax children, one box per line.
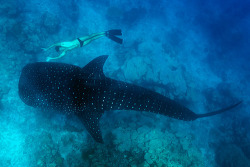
<box><xmin>76</xmin><ymin>123</ymin><xmax>205</xmax><ymax>166</ymax></box>
<box><xmin>24</xmin><ymin>132</ymin><xmax>64</xmax><ymax>167</ymax></box>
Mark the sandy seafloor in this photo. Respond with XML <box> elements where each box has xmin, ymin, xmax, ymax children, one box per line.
<box><xmin>0</xmin><ymin>0</ymin><xmax>250</xmax><ymax>166</ymax></box>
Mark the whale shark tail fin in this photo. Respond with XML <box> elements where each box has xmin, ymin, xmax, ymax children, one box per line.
<box><xmin>106</xmin><ymin>29</ymin><xmax>123</xmax><ymax>44</ymax></box>
<box><xmin>197</xmin><ymin>101</ymin><xmax>242</xmax><ymax>119</ymax></box>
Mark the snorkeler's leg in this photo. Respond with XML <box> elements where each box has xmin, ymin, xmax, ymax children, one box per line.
<box><xmin>88</xmin><ymin>32</ymin><xmax>106</xmax><ymax>38</ymax></box>
<box><xmin>78</xmin><ymin>32</ymin><xmax>106</xmax><ymax>47</ymax></box>
<box><xmin>79</xmin><ymin>32</ymin><xmax>106</xmax><ymax>42</ymax></box>
<box><xmin>78</xmin><ymin>30</ymin><xmax>123</xmax><ymax>46</ymax></box>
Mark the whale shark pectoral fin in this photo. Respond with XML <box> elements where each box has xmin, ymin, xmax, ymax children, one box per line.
<box><xmin>78</xmin><ymin>110</ymin><xmax>104</xmax><ymax>143</ymax></box>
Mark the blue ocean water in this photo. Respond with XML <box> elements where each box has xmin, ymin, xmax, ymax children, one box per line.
<box><xmin>0</xmin><ymin>0</ymin><xmax>249</xmax><ymax>166</ymax></box>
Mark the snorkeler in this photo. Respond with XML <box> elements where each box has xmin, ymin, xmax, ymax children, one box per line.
<box><xmin>42</xmin><ymin>29</ymin><xmax>123</xmax><ymax>61</ymax></box>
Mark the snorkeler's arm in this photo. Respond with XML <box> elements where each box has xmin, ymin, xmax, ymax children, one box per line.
<box><xmin>42</xmin><ymin>43</ymin><xmax>61</xmax><ymax>52</ymax></box>
<box><xmin>45</xmin><ymin>45</ymin><xmax>77</xmax><ymax>61</ymax></box>
<box><xmin>46</xmin><ymin>50</ymin><xmax>67</xmax><ymax>61</ymax></box>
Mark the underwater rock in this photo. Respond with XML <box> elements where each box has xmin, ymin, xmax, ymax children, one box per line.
<box><xmin>25</xmin><ymin>132</ymin><xmax>64</xmax><ymax>167</ymax></box>
<box><xmin>0</xmin><ymin>84</ymin><xmax>11</xmax><ymax>110</ymax></box>
<box><xmin>0</xmin><ymin>89</ymin><xmax>5</xmax><ymax>109</ymax></box>
<box><xmin>21</xmin><ymin>37</ymin><xmax>41</xmax><ymax>54</ymax></box>
<box><xmin>122</xmin><ymin>56</ymin><xmax>152</xmax><ymax>82</ymax></box>
<box><xmin>61</xmin><ymin>133</ymin><xmax>76</xmax><ymax>146</ymax></box>
<box><xmin>122</xmin><ymin>7</ymin><xmax>147</xmax><ymax>26</ymax></box>
<box><xmin>57</xmin><ymin>0</ymin><xmax>79</xmax><ymax>22</ymax></box>
<box><xmin>41</xmin><ymin>13</ymin><xmax>61</xmax><ymax>34</ymax></box>
<box><xmin>106</xmin><ymin>7</ymin><xmax>124</xmax><ymax>21</ymax></box>
<box><xmin>0</xmin><ymin>1</ymin><xmax>23</xmax><ymax>18</ymax></box>
<box><xmin>5</xmin><ymin>21</ymin><xmax>24</xmax><ymax>40</ymax></box>
<box><xmin>4</xmin><ymin>19</ymin><xmax>41</xmax><ymax>54</ymax></box>
<box><xmin>215</xmin><ymin>144</ymin><xmax>250</xmax><ymax>167</ymax></box>
<box><xmin>144</xmin><ymin>152</ymin><xmax>153</xmax><ymax>165</ymax></box>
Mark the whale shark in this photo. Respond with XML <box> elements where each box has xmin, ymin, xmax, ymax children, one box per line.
<box><xmin>18</xmin><ymin>55</ymin><xmax>242</xmax><ymax>143</ymax></box>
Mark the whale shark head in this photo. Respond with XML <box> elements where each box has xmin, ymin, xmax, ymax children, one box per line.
<box><xmin>19</xmin><ymin>62</ymin><xmax>81</xmax><ymax>108</ymax></box>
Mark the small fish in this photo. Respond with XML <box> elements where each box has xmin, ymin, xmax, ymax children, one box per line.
<box><xmin>18</xmin><ymin>55</ymin><xmax>242</xmax><ymax>143</ymax></box>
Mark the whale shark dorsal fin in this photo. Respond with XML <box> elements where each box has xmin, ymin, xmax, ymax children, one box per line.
<box><xmin>81</xmin><ymin>55</ymin><xmax>108</xmax><ymax>79</ymax></box>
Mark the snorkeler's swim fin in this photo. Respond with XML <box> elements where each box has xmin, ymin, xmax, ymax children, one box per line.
<box><xmin>106</xmin><ymin>29</ymin><xmax>123</xmax><ymax>44</ymax></box>
<box><xmin>107</xmin><ymin>34</ymin><xmax>123</xmax><ymax>44</ymax></box>
<box><xmin>108</xmin><ymin>29</ymin><xmax>122</xmax><ymax>36</ymax></box>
